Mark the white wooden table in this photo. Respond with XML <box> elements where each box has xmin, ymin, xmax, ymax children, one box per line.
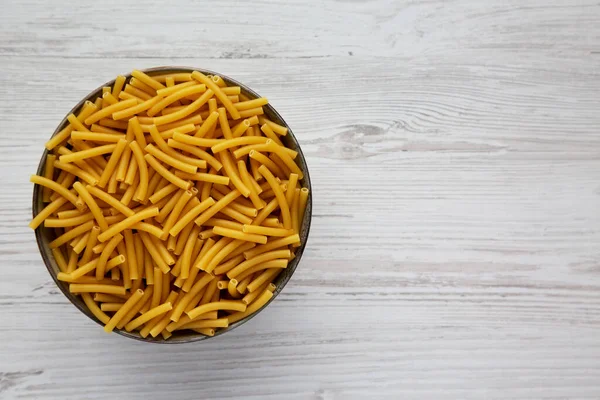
<box><xmin>1</xmin><ymin>1</ymin><xmax>600</xmax><ymax>398</ymax></box>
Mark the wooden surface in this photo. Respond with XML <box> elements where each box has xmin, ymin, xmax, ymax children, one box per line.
<box><xmin>1</xmin><ymin>0</ymin><xmax>600</xmax><ymax>398</ymax></box>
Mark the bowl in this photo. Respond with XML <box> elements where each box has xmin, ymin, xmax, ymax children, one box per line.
<box><xmin>32</xmin><ymin>67</ymin><xmax>312</xmax><ymax>343</ymax></box>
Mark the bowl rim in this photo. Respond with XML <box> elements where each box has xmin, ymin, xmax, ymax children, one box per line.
<box><xmin>32</xmin><ymin>66</ymin><xmax>312</xmax><ymax>344</ymax></box>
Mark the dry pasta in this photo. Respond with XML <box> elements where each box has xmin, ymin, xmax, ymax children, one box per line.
<box><xmin>29</xmin><ymin>68</ymin><xmax>309</xmax><ymax>340</ymax></box>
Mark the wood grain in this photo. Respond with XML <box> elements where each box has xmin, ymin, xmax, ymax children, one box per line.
<box><xmin>1</xmin><ymin>0</ymin><xmax>600</xmax><ymax>398</ymax></box>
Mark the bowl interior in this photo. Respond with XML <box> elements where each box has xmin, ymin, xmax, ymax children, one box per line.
<box><xmin>33</xmin><ymin>67</ymin><xmax>312</xmax><ymax>343</ymax></box>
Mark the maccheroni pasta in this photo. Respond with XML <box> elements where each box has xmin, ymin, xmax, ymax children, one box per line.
<box><xmin>31</xmin><ymin>69</ymin><xmax>309</xmax><ymax>340</ymax></box>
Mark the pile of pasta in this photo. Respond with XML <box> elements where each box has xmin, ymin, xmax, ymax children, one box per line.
<box><xmin>30</xmin><ymin>70</ymin><xmax>309</xmax><ymax>339</ymax></box>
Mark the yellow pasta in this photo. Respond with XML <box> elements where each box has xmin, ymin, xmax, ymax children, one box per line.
<box><xmin>250</xmin><ymin>151</ymin><xmax>286</xmax><ymax>179</ymax></box>
<box><xmin>213</xmin><ymin>226</ymin><xmax>267</xmax><ymax>244</ymax></box>
<box><xmin>191</xmin><ymin>71</ymin><xmax>240</xmax><ymax>120</ymax></box>
<box><xmin>227</xmin><ymin>249</ymin><xmax>291</xmax><ymax>279</ymax></box>
<box><xmin>43</xmin><ymin>212</ymin><xmax>95</xmax><ymax>228</ymax></box>
<box><xmin>170</xmin><ymin>273</ymin><xmax>215</xmax><ymax>321</ymax></box>
<box><xmin>116</xmin><ymin>286</ymin><xmax>153</xmax><ymax>329</ymax></box>
<box><xmin>285</xmin><ymin>173</ymin><xmax>299</xmax><ymax>206</ymax></box>
<box><xmin>91</xmin><ymin>123</ymin><xmax>125</xmax><ymax>136</ymax></box>
<box><xmin>213</xmin><ymin>203</ymin><xmax>254</xmax><ymax>225</ymax></box>
<box><xmin>46</xmin><ymin>102</ymin><xmax>98</xmax><ymax>150</ymax></box>
<box><xmin>72</xmin><ymin>231</ymin><xmax>91</xmax><ymax>254</ymax></box>
<box><xmin>84</xmin><ymin>98</ymin><xmax>137</xmax><ymax>126</ymax></box>
<box><xmin>204</xmin><ymin>239</ymin><xmax>244</xmax><ymax>273</ymax></box>
<box><xmin>71</xmin><ymin>130</ymin><xmax>125</xmax><ymax>143</ymax></box>
<box><xmin>139</xmin><ymin>232</ymin><xmax>169</xmax><ymax>273</ymax></box>
<box><xmin>243</xmin><ymin>234</ymin><xmax>300</xmax><ymax>260</ymax></box>
<box><xmin>155</xmin><ymin>189</ymin><xmax>184</xmax><ymax>223</ymax></box>
<box><xmin>259</xmin><ymin>123</ymin><xmax>285</xmax><ymax>147</ymax></box>
<box><xmin>175</xmin><ymin>171</ymin><xmax>230</xmax><ymax>186</ymax></box>
<box><xmin>95</xmin><ymin>233</ymin><xmax>124</xmax><ymax>279</ymax></box>
<box><xmin>176</xmin><ymin>238</ymin><xmax>210</xmax><ymax>287</ymax></box>
<box><xmin>169</xmin><ymin>197</ymin><xmax>215</xmax><ymax>237</ymax></box>
<box><xmin>228</xmin><ymin>277</ymin><xmax>251</xmax><ymax>294</ymax></box>
<box><xmin>129</xmin><ymin>141</ymin><xmax>149</xmax><ymax>201</ymax></box>
<box><xmin>211</xmin><ymin>136</ymin><xmax>268</xmax><ymax>154</ymax></box>
<box><xmin>179</xmin><ymin>225</ymin><xmax>201</xmax><ymax>279</ymax></box>
<box><xmin>49</xmin><ymin>220</ymin><xmax>95</xmax><ymax>249</ymax></box>
<box><xmin>124</xmin><ymin>155</ymin><xmax>138</xmax><ymax>186</ymax></box>
<box><xmin>30</xmin><ymin>68</ymin><xmax>309</xmax><ymax>340</ymax></box>
<box><xmin>144</xmin><ymin>154</ymin><xmax>191</xmax><ymax>190</ymax></box>
<box><xmin>30</xmin><ymin>175</ymin><xmax>81</xmax><ymax>209</ymax></box>
<box><xmin>96</xmin><ymin>139</ymin><xmax>128</xmax><ymax>188</ymax></box>
<box><xmin>30</xmin><ymin>197</ymin><xmax>69</xmax><ymax>230</ymax></box>
<box><xmin>42</xmin><ymin>155</ymin><xmax>57</xmax><ymax>202</ymax></box>
<box><xmin>231</xmin><ymin>288</ymin><xmax>274</xmax><ymax>323</ymax></box>
<box><xmin>171</xmin><ymin>132</ymin><xmax>223</xmax><ymax>148</ymax></box>
<box><xmin>144</xmin><ymin>143</ymin><xmax>197</xmax><ymax>174</ymax></box>
<box><xmin>86</xmin><ymin>186</ymin><xmax>133</xmax><ymax>217</ymax></box>
<box><xmin>104</xmin><ymin>288</ymin><xmax>145</xmax><ymax>332</ymax></box>
<box><xmin>237</xmin><ymin>160</ymin><xmax>265</xmax><ymax>210</ymax></box>
<box><xmin>211</xmin><ymin>253</ymin><xmax>244</xmax><ymax>276</ymax></box>
<box><xmin>229</xmin><ymin>118</ymin><xmax>250</xmax><ymax>137</ymax></box>
<box><xmin>53</xmin><ymin>160</ymin><xmax>99</xmax><ymax>187</ymax></box>
<box><xmin>291</xmin><ymin>188</ymin><xmax>300</xmax><ymax>235</ymax></box>
<box><xmin>167</xmin><ymin>139</ymin><xmax>222</xmax><ymax>170</ymax></box>
<box><xmin>154</xmin><ymin>114</ymin><xmax>203</xmax><ymax>133</ymax></box>
<box><xmin>193</xmin><ymin>189</ymin><xmax>241</xmax><ymax>226</ymax></box>
<box><xmin>100</xmin><ymin>303</ymin><xmax>124</xmax><ymax>312</ymax></box>
<box><xmin>258</xmin><ymin>116</ymin><xmax>288</xmax><ymax>136</ymax></box>
<box><xmin>217</xmin><ymin>107</ymin><xmax>233</xmax><ymax>139</ymax></box>
<box><xmin>52</xmin><ymin>248</ymin><xmax>68</xmax><ymax>272</ymax></box>
<box><xmin>125</xmin><ymin>84</ymin><xmax>153</xmax><ymax>101</ymax></box>
<box><xmin>82</xmin><ymin>293</ymin><xmax>110</xmax><ymax>324</ymax></box>
<box><xmin>193</xmin><ymin>236</ymin><xmax>233</xmax><ymax>272</ymax></box>
<box><xmin>138</xmin><ymin>290</ymin><xmax>178</xmax><ymax>337</ymax></box>
<box><xmin>148</xmin><ymin>183</ymin><xmax>178</xmax><ymax>204</ymax></box>
<box><xmin>111</xmin><ymin>75</ymin><xmax>127</xmax><ymax>98</ymax></box>
<box><xmin>131</xmin><ymin>70</ymin><xmax>165</xmax><ymax>91</ymax></box>
<box><xmin>78</xmin><ymin>225</ymin><xmax>102</xmax><ymax>265</ymax></box>
<box><xmin>97</xmin><ymin>207</ymin><xmax>159</xmax><ymax>242</ymax></box>
<box><xmin>194</xmin><ymin>111</ymin><xmax>220</xmax><ymax>138</ymax></box>
<box><xmin>148</xmin><ymin>84</ymin><xmax>206</xmax><ymax>117</ymax></box>
<box><xmin>125</xmin><ymin>302</ymin><xmax>173</xmax><ymax>332</ymax></box>
<box><xmin>181</xmin><ymin>318</ymin><xmax>229</xmax><ymax>330</ymax></box>
<box><xmin>157</xmin><ymin>123</ymin><xmax>197</xmax><ymax>140</ymax></box>
<box><xmin>112</xmin><ymin>96</ymin><xmax>162</xmax><ymax>120</ymax></box>
<box><xmin>70</xmin><ymin>283</ymin><xmax>127</xmax><ymax>296</ymax></box>
<box><xmin>150</xmin><ymin>233</ymin><xmax>175</xmax><ymax>266</ymax></box>
<box><xmin>156</xmin><ymin>80</ymin><xmax>197</xmax><ymax>96</ymax></box>
<box><xmin>119</xmin><ymin>90</ymin><xmax>143</xmax><ymax>102</ymax></box>
<box><xmin>234</xmin><ymin>98</ymin><xmax>268</xmax><ymax>111</ymax></box>
<box><xmin>152</xmin><ymin>90</ymin><xmax>213</xmax><ymax>126</ymax></box>
<box><xmin>129</xmin><ymin>78</ymin><xmax>158</xmax><ymax>97</ymax></box>
<box><xmin>237</xmin><ymin>107</ymin><xmax>264</xmax><ymax>119</ymax></box>
<box><xmin>257</xmin><ymin>165</ymin><xmax>292</xmax><ymax>229</ymax></box>
<box><xmin>298</xmin><ymin>187</ymin><xmax>309</xmax><ymax>227</ymax></box>
<box><xmin>204</xmin><ymin>218</ymin><xmax>243</xmax><ymax>231</ymax></box>
<box><xmin>72</xmin><ymin>182</ymin><xmax>108</xmax><ymax>230</ymax></box>
<box><xmin>186</xmin><ymin>300</ymin><xmax>246</xmax><ymax>320</ymax></box>
<box><xmin>242</xmin><ymin>225</ymin><xmax>294</xmax><ymax>237</ymax></box>
<box><xmin>160</xmin><ymin>189</ymin><xmax>193</xmax><ymax>239</ymax></box>
<box><xmin>57</xmin><ymin>148</ymin><xmax>102</xmax><ymax>179</ymax></box>
<box><xmin>265</xmin><ymin>141</ymin><xmax>303</xmax><ymax>179</ymax></box>
<box><xmin>246</xmin><ymin>268</ymin><xmax>281</xmax><ymax>293</ymax></box>
<box><xmin>262</xmin><ymin>217</ymin><xmax>282</xmax><ymax>228</ymax></box>
<box><xmin>147</xmin><ymin>126</ymin><xmax>208</xmax><ymax>170</ymax></box>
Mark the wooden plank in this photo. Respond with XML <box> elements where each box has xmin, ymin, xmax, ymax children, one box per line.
<box><xmin>0</xmin><ymin>0</ymin><xmax>599</xmax><ymax>58</ymax></box>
